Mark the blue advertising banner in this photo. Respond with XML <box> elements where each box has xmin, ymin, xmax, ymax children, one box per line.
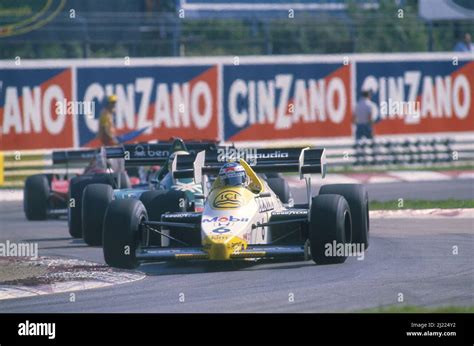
<box><xmin>76</xmin><ymin>65</ymin><xmax>219</xmax><ymax>147</ymax></box>
<box><xmin>222</xmin><ymin>62</ymin><xmax>352</xmax><ymax>141</ymax></box>
<box><xmin>356</xmin><ymin>59</ymin><xmax>474</xmax><ymax>135</ymax></box>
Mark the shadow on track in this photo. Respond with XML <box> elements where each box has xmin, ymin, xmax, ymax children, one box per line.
<box><xmin>139</xmin><ymin>257</ymin><xmax>314</xmax><ymax>276</ymax></box>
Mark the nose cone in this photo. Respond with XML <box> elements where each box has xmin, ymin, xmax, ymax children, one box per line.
<box><xmin>201</xmin><ymin>187</ymin><xmax>255</xmax><ymax>260</ymax></box>
<box><xmin>203</xmin><ymin>234</ymin><xmax>247</xmax><ymax>260</ymax></box>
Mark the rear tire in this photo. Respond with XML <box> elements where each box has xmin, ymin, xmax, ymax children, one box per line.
<box><xmin>309</xmin><ymin>194</ymin><xmax>352</xmax><ymax>265</ymax></box>
<box><xmin>103</xmin><ymin>199</ymin><xmax>147</xmax><ymax>269</ymax></box>
<box><xmin>82</xmin><ymin>184</ymin><xmax>114</xmax><ymax>246</ymax></box>
<box><xmin>23</xmin><ymin>174</ymin><xmax>50</xmax><ymax>220</ymax></box>
<box><xmin>139</xmin><ymin>190</ymin><xmax>165</xmax><ymax>210</ymax></box>
<box><xmin>68</xmin><ymin>174</ymin><xmax>114</xmax><ymax>239</ymax></box>
<box><xmin>266</xmin><ymin>177</ymin><xmax>292</xmax><ymax>204</ymax></box>
<box><xmin>319</xmin><ymin>184</ymin><xmax>369</xmax><ymax>249</ymax></box>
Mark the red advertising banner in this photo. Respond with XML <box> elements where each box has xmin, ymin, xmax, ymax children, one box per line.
<box><xmin>0</xmin><ymin>68</ymin><xmax>74</xmax><ymax>150</ymax></box>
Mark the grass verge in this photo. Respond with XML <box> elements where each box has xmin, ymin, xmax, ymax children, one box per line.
<box><xmin>370</xmin><ymin>199</ymin><xmax>474</xmax><ymax>210</ymax></box>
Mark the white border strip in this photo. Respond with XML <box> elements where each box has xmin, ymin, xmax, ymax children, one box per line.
<box><xmin>0</xmin><ymin>52</ymin><xmax>472</xmax><ymax>69</ymax></box>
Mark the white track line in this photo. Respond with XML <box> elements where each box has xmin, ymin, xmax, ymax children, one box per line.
<box><xmin>0</xmin><ymin>190</ymin><xmax>23</xmax><ymax>201</ymax></box>
<box><xmin>386</xmin><ymin>171</ymin><xmax>449</xmax><ymax>182</ymax></box>
<box><xmin>370</xmin><ymin>209</ymin><xmax>474</xmax><ymax>219</ymax></box>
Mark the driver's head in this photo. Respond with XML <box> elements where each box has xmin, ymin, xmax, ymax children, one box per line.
<box><xmin>219</xmin><ymin>162</ymin><xmax>247</xmax><ymax>186</ymax></box>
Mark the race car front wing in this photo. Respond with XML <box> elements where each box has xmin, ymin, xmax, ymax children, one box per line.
<box><xmin>135</xmin><ymin>245</ymin><xmax>306</xmax><ymax>261</ymax></box>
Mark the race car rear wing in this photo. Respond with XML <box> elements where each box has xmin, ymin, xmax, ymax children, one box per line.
<box><xmin>118</xmin><ymin>141</ymin><xmax>220</xmax><ymax>166</ymax></box>
<box><xmin>52</xmin><ymin>148</ymin><xmax>109</xmax><ymax>164</ymax></box>
<box><xmin>173</xmin><ymin>147</ymin><xmax>326</xmax><ymax>183</ymax></box>
<box><xmin>52</xmin><ymin>141</ymin><xmax>220</xmax><ymax>166</ymax></box>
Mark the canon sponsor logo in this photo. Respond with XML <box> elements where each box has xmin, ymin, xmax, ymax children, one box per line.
<box><xmin>83</xmin><ymin>78</ymin><xmax>213</xmax><ymax>133</ymax></box>
<box><xmin>228</xmin><ymin>74</ymin><xmax>347</xmax><ymax>129</ymax></box>
<box><xmin>362</xmin><ymin>71</ymin><xmax>471</xmax><ymax>122</ymax></box>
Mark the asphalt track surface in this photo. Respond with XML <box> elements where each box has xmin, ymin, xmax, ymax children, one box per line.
<box><xmin>0</xmin><ymin>180</ymin><xmax>473</xmax><ymax>312</ymax></box>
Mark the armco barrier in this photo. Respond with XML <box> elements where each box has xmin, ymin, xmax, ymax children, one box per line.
<box><xmin>2</xmin><ymin>137</ymin><xmax>473</xmax><ymax>187</ymax></box>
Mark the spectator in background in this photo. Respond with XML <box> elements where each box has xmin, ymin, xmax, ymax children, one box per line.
<box><xmin>353</xmin><ymin>90</ymin><xmax>378</xmax><ymax>165</ymax></box>
<box><xmin>454</xmin><ymin>33</ymin><xmax>474</xmax><ymax>53</ymax></box>
<box><xmin>353</xmin><ymin>90</ymin><xmax>377</xmax><ymax>141</ymax></box>
<box><xmin>97</xmin><ymin>95</ymin><xmax>119</xmax><ymax>146</ymax></box>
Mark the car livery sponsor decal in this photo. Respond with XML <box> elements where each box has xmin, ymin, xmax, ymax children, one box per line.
<box><xmin>0</xmin><ymin>68</ymin><xmax>74</xmax><ymax>150</ymax></box>
<box><xmin>132</xmin><ymin>144</ymin><xmax>169</xmax><ymax>159</ymax></box>
<box><xmin>163</xmin><ymin>212</ymin><xmax>201</xmax><ymax>219</ymax></box>
<box><xmin>271</xmin><ymin>209</ymin><xmax>308</xmax><ymax>216</ymax></box>
<box><xmin>171</xmin><ymin>181</ymin><xmax>203</xmax><ymax>193</ymax></box>
<box><xmin>203</xmin><ymin>215</ymin><xmax>249</xmax><ymax>224</ymax></box>
<box><xmin>76</xmin><ymin>65</ymin><xmax>219</xmax><ymax>147</ymax></box>
<box><xmin>209</xmin><ymin>234</ymin><xmax>231</xmax><ymax>241</ymax></box>
<box><xmin>212</xmin><ymin>190</ymin><xmax>242</xmax><ymax>209</ymax></box>
<box><xmin>212</xmin><ymin>226</ymin><xmax>231</xmax><ymax>234</ymax></box>
<box><xmin>223</xmin><ymin>62</ymin><xmax>352</xmax><ymax>141</ymax></box>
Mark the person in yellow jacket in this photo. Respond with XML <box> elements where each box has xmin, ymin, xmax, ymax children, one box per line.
<box><xmin>97</xmin><ymin>95</ymin><xmax>119</xmax><ymax>146</ymax></box>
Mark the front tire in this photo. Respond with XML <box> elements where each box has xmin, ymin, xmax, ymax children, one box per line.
<box><xmin>23</xmin><ymin>174</ymin><xmax>50</xmax><ymax>220</ymax></box>
<box><xmin>319</xmin><ymin>184</ymin><xmax>369</xmax><ymax>249</ymax></box>
<box><xmin>82</xmin><ymin>184</ymin><xmax>114</xmax><ymax>246</ymax></box>
<box><xmin>103</xmin><ymin>199</ymin><xmax>147</xmax><ymax>269</ymax></box>
<box><xmin>309</xmin><ymin>194</ymin><xmax>352</xmax><ymax>265</ymax></box>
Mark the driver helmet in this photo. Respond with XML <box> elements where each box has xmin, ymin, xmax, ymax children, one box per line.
<box><xmin>219</xmin><ymin>162</ymin><xmax>247</xmax><ymax>186</ymax></box>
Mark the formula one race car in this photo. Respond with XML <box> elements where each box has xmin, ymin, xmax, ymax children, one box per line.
<box><xmin>80</xmin><ymin>139</ymin><xmax>220</xmax><ymax>246</ymax></box>
<box><xmin>23</xmin><ymin>147</ymin><xmax>132</xmax><ymax>222</ymax></box>
<box><xmin>102</xmin><ymin>147</ymin><xmax>369</xmax><ymax>269</ymax></box>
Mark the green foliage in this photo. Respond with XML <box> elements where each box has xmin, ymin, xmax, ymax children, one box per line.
<box><xmin>349</xmin><ymin>0</ymin><xmax>428</xmax><ymax>52</ymax></box>
<box><xmin>0</xmin><ymin>1</ymin><xmax>472</xmax><ymax>58</ymax></box>
<box><xmin>370</xmin><ymin>199</ymin><xmax>474</xmax><ymax>210</ymax></box>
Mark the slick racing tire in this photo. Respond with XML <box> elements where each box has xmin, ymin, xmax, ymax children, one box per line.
<box><xmin>309</xmin><ymin>194</ymin><xmax>352</xmax><ymax>265</ymax></box>
<box><xmin>103</xmin><ymin>199</ymin><xmax>147</xmax><ymax>269</ymax></box>
<box><xmin>68</xmin><ymin>174</ymin><xmax>114</xmax><ymax>239</ymax></box>
<box><xmin>82</xmin><ymin>184</ymin><xmax>114</xmax><ymax>246</ymax></box>
<box><xmin>139</xmin><ymin>190</ymin><xmax>187</xmax><ymax>246</ymax></box>
<box><xmin>139</xmin><ymin>190</ymin><xmax>165</xmax><ymax>210</ymax></box>
<box><xmin>319</xmin><ymin>184</ymin><xmax>369</xmax><ymax>249</ymax></box>
<box><xmin>266</xmin><ymin>177</ymin><xmax>292</xmax><ymax>204</ymax></box>
<box><xmin>24</xmin><ymin>174</ymin><xmax>50</xmax><ymax>220</ymax></box>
